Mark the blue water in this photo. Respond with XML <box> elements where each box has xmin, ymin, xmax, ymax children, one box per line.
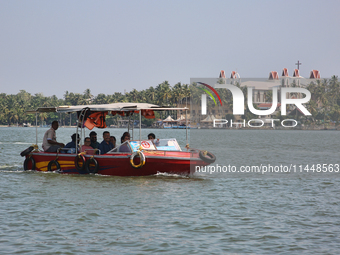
<box><xmin>1</xmin><ymin>127</ymin><xmax>340</xmax><ymax>254</ymax></box>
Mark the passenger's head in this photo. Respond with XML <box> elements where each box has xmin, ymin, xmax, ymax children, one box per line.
<box><xmin>71</xmin><ymin>133</ymin><xmax>80</xmax><ymax>143</ymax></box>
<box><xmin>148</xmin><ymin>133</ymin><xmax>155</xmax><ymax>140</ymax></box>
<box><xmin>89</xmin><ymin>131</ymin><xmax>97</xmax><ymax>142</ymax></box>
<box><xmin>110</xmin><ymin>136</ymin><xmax>116</xmax><ymax>146</ymax></box>
<box><xmin>51</xmin><ymin>120</ymin><xmax>59</xmax><ymax>130</ymax></box>
<box><xmin>84</xmin><ymin>137</ymin><xmax>91</xmax><ymax>145</ymax></box>
<box><xmin>121</xmin><ymin>132</ymin><xmax>130</xmax><ymax>143</ymax></box>
<box><xmin>103</xmin><ymin>131</ymin><xmax>110</xmax><ymax>143</ymax></box>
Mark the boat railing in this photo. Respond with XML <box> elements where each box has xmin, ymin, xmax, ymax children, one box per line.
<box><xmin>106</xmin><ymin>138</ymin><xmax>182</xmax><ymax>155</ymax></box>
<box><xmin>59</xmin><ymin>147</ymin><xmax>77</xmax><ymax>154</ymax></box>
<box><xmin>107</xmin><ymin>141</ymin><xmax>131</xmax><ymax>154</ymax></box>
<box><xmin>50</xmin><ymin>147</ymin><xmax>101</xmax><ymax>155</ymax></box>
<box><xmin>81</xmin><ymin>148</ymin><xmax>99</xmax><ymax>155</ymax></box>
<box><xmin>129</xmin><ymin>138</ymin><xmax>181</xmax><ymax>152</ymax></box>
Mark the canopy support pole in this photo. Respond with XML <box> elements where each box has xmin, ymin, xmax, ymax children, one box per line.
<box><xmin>185</xmin><ymin>109</ymin><xmax>188</xmax><ymax>145</ymax></box>
<box><xmin>131</xmin><ymin>113</ymin><xmax>134</xmax><ymax>140</ymax></box>
<box><xmin>76</xmin><ymin>108</ymin><xmax>88</xmax><ymax>155</ymax></box>
<box><xmin>35</xmin><ymin>113</ymin><xmax>38</xmax><ymax>145</ymax></box>
<box><xmin>139</xmin><ymin>110</ymin><xmax>142</xmax><ymax>141</ymax></box>
<box><xmin>128</xmin><ymin>115</ymin><xmax>131</xmax><ymax>134</ymax></box>
<box><xmin>76</xmin><ymin>119</ymin><xmax>79</xmax><ymax>155</ymax></box>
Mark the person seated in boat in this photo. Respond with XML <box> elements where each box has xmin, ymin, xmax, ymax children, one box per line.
<box><xmin>148</xmin><ymin>132</ymin><xmax>160</xmax><ymax>145</ymax></box>
<box><xmin>119</xmin><ymin>132</ymin><xmax>131</xmax><ymax>152</ymax></box>
<box><xmin>148</xmin><ymin>133</ymin><xmax>155</xmax><ymax>140</ymax></box>
<box><xmin>107</xmin><ymin>136</ymin><xmax>118</xmax><ymax>152</ymax></box>
<box><xmin>62</xmin><ymin>133</ymin><xmax>80</xmax><ymax>153</ymax></box>
<box><xmin>110</xmin><ymin>136</ymin><xmax>116</xmax><ymax>148</ymax></box>
<box><xmin>81</xmin><ymin>137</ymin><xmax>96</xmax><ymax>155</ymax></box>
<box><xmin>42</xmin><ymin>120</ymin><xmax>65</xmax><ymax>152</ymax></box>
<box><xmin>98</xmin><ymin>131</ymin><xmax>114</xmax><ymax>154</ymax></box>
<box><xmin>89</xmin><ymin>131</ymin><xmax>100</xmax><ymax>149</ymax></box>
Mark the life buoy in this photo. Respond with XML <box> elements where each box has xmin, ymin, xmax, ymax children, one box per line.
<box><xmin>85</xmin><ymin>157</ymin><xmax>99</xmax><ymax>173</ymax></box>
<box><xmin>199</xmin><ymin>150</ymin><xmax>216</xmax><ymax>164</ymax></box>
<box><xmin>20</xmin><ymin>146</ymin><xmax>34</xmax><ymax>157</ymax></box>
<box><xmin>47</xmin><ymin>160</ymin><xmax>60</xmax><ymax>171</ymax></box>
<box><xmin>74</xmin><ymin>154</ymin><xmax>86</xmax><ymax>171</ymax></box>
<box><xmin>130</xmin><ymin>151</ymin><xmax>146</xmax><ymax>169</ymax></box>
<box><xmin>23</xmin><ymin>157</ymin><xmax>35</xmax><ymax>170</ymax></box>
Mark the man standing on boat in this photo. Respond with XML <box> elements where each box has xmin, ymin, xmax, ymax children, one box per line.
<box><xmin>89</xmin><ymin>131</ymin><xmax>99</xmax><ymax>149</ymax></box>
<box><xmin>98</xmin><ymin>131</ymin><xmax>114</xmax><ymax>154</ymax></box>
<box><xmin>42</xmin><ymin>121</ymin><xmax>65</xmax><ymax>152</ymax></box>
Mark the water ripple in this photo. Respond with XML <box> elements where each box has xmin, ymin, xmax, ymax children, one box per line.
<box><xmin>1</xmin><ymin>128</ymin><xmax>340</xmax><ymax>254</ymax></box>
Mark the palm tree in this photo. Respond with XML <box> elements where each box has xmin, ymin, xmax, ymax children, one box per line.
<box><xmin>172</xmin><ymin>82</ymin><xmax>184</xmax><ymax>107</ymax></box>
<box><xmin>156</xmin><ymin>81</ymin><xmax>172</xmax><ymax>106</ymax></box>
<box><xmin>146</xmin><ymin>87</ymin><xmax>156</xmax><ymax>104</ymax></box>
<box><xmin>182</xmin><ymin>84</ymin><xmax>190</xmax><ymax>108</ymax></box>
<box><xmin>129</xmin><ymin>89</ymin><xmax>139</xmax><ymax>102</ymax></box>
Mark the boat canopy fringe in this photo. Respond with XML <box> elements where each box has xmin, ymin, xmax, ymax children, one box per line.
<box><xmin>27</xmin><ymin>103</ymin><xmax>188</xmax><ymax>114</ymax></box>
<box><xmin>111</xmin><ymin>109</ymin><xmax>154</xmax><ymax>119</ymax></box>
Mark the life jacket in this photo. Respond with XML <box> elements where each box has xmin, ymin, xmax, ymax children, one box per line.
<box><xmin>84</xmin><ymin>111</ymin><xmax>108</xmax><ymax>130</ymax></box>
<box><xmin>141</xmin><ymin>109</ymin><xmax>155</xmax><ymax>119</ymax></box>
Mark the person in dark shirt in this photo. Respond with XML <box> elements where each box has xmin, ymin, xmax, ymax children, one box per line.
<box><xmin>89</xmin><ymin>131</ymin><xmax>100</xmax><ymax>149</ymax></box>
<box><xmin>63</xmin><ymin>133</ymin><xmax>80</xmax><ymax>153</ymax></box>
<box><xmin>98</xmin><ymin>131</ymin><xmax>114</xmax><ymax>154</ymax></box>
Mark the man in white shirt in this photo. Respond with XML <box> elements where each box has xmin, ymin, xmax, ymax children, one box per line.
<box><xmin>42</xmin><ymin>121</ymin><xmax>65</xmax><ymax>152</ymax></box>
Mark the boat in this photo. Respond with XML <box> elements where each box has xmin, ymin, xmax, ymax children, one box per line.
<box><xmin>20</xmin><ymin>103</ymin><xmax>216</xmax><ymax>176</ymax></box>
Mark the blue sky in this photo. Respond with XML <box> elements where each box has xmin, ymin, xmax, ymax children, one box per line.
<box><xmin>1</xmin><ymin>0</ymin><xmax>339</xmax><ymax>98</ymax></box>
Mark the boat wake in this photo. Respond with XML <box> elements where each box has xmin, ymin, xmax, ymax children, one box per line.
<box><xmin>155</xmin><ymin>172</ymin><xmax>189</xmax><ymax>178</ymax></box>
<box><xmin>0</xmin><ymin>163</ymin><xmax>23</xmax><ymax>171</ymax></box>
<box><xmin>0</xmin><ymin>142</ymin><xmax>33</xmax><ymax>145</ymax></box>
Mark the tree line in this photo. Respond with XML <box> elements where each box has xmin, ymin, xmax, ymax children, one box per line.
<box><xmin>0</xmin><ymin>81</ymin><xmax>190</xmax><ymax>126</ymax></box>
<box><xmin>1</xmin><ymin>76</ymin><xmax>339</xmax><ymax>127</ymax></box>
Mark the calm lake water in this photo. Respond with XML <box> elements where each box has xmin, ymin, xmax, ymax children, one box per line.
<box><xmin>1</xmin><ymin>127</ymin><xmax>340</xmax><ymax>254</ymax></box>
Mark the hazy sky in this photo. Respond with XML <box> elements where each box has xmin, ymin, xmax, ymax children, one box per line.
<box><xmin>1</xmin><ymin>0</ymin><xmax>339</xmax><ymax>98</ymax></box>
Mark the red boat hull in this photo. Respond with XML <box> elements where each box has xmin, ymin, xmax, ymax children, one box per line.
<box><xmin>23</xmin><ymin>150</ymin><xmax>211</xmax><ymax>176</ymax></box>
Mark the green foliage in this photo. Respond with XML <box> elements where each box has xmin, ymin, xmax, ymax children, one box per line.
<box><xmin>305</xmin><ymin>76</ymin><xmax>340</xmax><ymax>125</ymax></box>
<box><xmin>0</xmin><ymin>82</ymin><xmax>190</xmax><ymax>126</ymax></box>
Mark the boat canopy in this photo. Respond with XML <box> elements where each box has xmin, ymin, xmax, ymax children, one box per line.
<box><xmin>27</xmin><ymin>102</ymin><xmax>190</xmax><ymax>146</ymax></box>
<box><xmin>28</xmin><ymin>103</ymin><xmax>188</xmax><ymax>113</ymax></box>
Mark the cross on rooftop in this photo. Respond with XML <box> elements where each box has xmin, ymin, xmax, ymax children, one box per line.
<box><xmin>295</xmin><ymin>60</ymin><xmax>302</xmax><ymax>70</ymax></box>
